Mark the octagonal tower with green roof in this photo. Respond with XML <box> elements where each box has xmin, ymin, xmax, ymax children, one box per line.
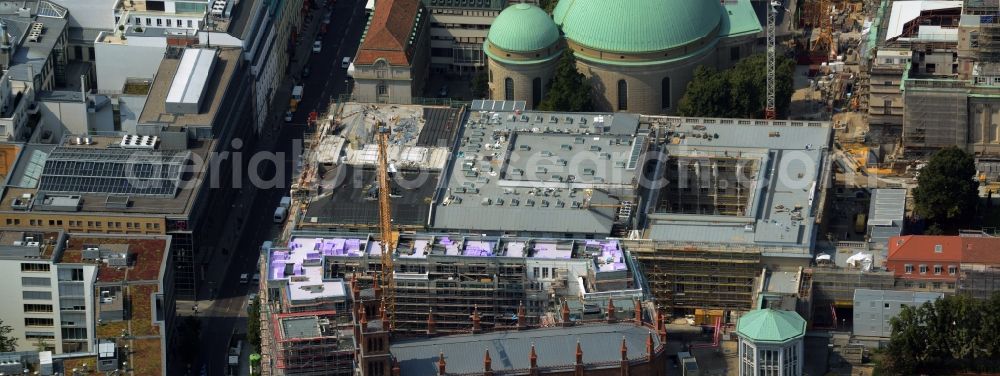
<box><xmin>483</xmin><ymin>0</ymin><xmax>762</xmax><ymax>114</ymax></box>
<box><xmin>735</xmin><ymin>309</ymin><xmax>806</xmax><ymax>376</ymax></box>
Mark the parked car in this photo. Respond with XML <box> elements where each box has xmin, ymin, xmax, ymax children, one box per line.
<box><xmin>302</xmin><ymin>66</ymin><xmax>311</xmax><ymax>78</ymax></box>
<box><xmin>284</xmin><ymin>111</ymin><xmax>294</xmax><ymax>122</ymax></box>
<box><xmin>312</xmin><ymin>41</ymin><xmax>322</xmax><ymax>53</ymax></box>
<box><xmin>239</xmin><ymin>273</ymin><xmax>249</xmax><ymax>284</ymax></box>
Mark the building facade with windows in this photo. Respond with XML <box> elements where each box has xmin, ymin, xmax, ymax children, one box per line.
<box><xmin>350</xmin><ymin>0</ymin><xmax>430</xmax><ymax>104</ymax></box>
<box><xmin>886</xmin><ymin>235</ymin><xmax>963</xmax><ymax>292</ymax></box>
<box><xmin>421</xmin><ymin>0</ymin><xmax>538</xmax><ymax>73</ymax></box>
<box><xmin>484</xmin><ymin>0</ymin><xmax>761</xmax><ymax>114</ymax></box>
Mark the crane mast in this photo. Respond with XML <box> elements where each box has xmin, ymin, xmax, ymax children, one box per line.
<box><xmin>765</xmin><ymin>0</ymin><xmax>778</xmax><ymax>120</ymax></box>
<box><xmin>375</xmin><ymin>119</ymin><xmax>396</xmax><ymax>330</ymax></box>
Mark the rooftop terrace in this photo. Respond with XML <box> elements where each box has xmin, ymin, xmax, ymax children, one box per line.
<box><xmin>271</xmin><ymin>234</ymin><xmax>628</xmax><ymax>277</ymax></box>
<box><xmin>60</xmin><ymin>235</ymin><xmax>169</xmax><ymax>283</ymax></box>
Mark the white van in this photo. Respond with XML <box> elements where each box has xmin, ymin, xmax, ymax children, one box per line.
<box><xmin>239</xmin><ymin>273</ymin><xmax>249</xmax><ymax>284</ymax></box>
<box><xmin>280</xmin><ymin>196</ymin><xmax>291</xmax><ymax>209</ymax></box>
<box><xmin>273</xmin><ymin>206</ymin><xmax>287</xmax><ymax>223</ymax></box>
<box><xmin>341</xmin><ymin>57</ymin><xmax>351</xmax><ymax>68</ymax></box>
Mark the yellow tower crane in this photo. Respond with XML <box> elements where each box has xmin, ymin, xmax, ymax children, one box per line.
<box><xmin>375</xmin><ymin>118</ymin><xmax>397</xmax><ymax>330</ymax></box>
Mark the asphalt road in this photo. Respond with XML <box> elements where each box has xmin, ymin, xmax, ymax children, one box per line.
<box><xmin>193</xmin><ymin>0</ymin><xmax>368</xmax><ymax>374</ymax></box>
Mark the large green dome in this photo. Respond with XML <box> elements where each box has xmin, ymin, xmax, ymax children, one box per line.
<box><xmin>487</xmin><ymin>3</ymin><xmax>560</xmax><ymax>52</ymax></box>
<box><xmin>553</xmin><ymin>0</ymin><xmax>723</xmax><ymax>53</ymax></box>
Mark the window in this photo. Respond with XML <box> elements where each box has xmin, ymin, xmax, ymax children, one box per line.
<box><xmin>617</xmin><ymin>79</ymin><xmax>628</xmax><ymax>111</ymax></box>
<box><xmin>156</xmin><ymin>18</ymin><xmax>162</xmax><ymax>26</ymax></box>
<box><xmin>177</xmin><ymin>19</ymin><xmax>182</xmax><ymax>28</ymax></box>
<box><xmin>532</xmin><ymin>267</ymin><xmax>539</xmax><ymax>277</ymax></box>
<box><xmin>24</xmin><ymin>304</ymin><xmax>53</xmax><ymax>313</ymax></box>
<box><xmin>145</xmin><ymin>18</ymin><xmax>151</xmax><ymax>26</ymax></box>
<box><xmin>948</xmin><ymin>265</ymin><xmax>957</xmax><ymax>275</ymax></box>
<box><xmin>24</xmin><ymin>332</ymin><xmax>54</xmax><ymax>340</ymax></box>
<box><xmin>730</xmin><ymin>46</ymin><xmax>740</xmax><ymax>61</ymax></box>
<box><xmin>21</xmin><ymin>263</ymin><xmax>50</xmax><ymax>272</ymax></box>
<box><xmin>904</xmin><ymin>264</ymin><xmax>913</xmax><ymax>274</ymax></box>
<box><xmin>926</xmin><ymin>63</ymin><xmax>936</xmax><ymax>73</ymax></box>
<box><xmin>504</xmin><ymin>77</ymin><xmax>514</xmax><ymax>101</ymax></box>
<box><xmin>934</xmin><ymin>265</ymin><xmax>942</xmax><ymax>275</ymax></box>
<box><xmin>918</xmin><ymin>282</ymin><xmax>927</xmax><ymax>289</ymax></box>
<box><xmin>374</xmin><ymin>61</ymin><xmax>388</xmax><ymax>79</ymax></box>
<box><xmin>932</xmin><ymin>282</ymin><xmax>942</xmax><ymax>289</ymax></box>
<box><xmin>23</xmin><ymin>291</ymin><xmax>52</xmax><ymax>300</ymax></box>
<box><xmin>542</xmin><ymin>267</ymin><xmax>549</xmax><ymax>278</ymax></box>
<box><xmin>187</xmin><ymin>20</ymin><xmax>193</xmax><ymax>28</ymax></box>
<box><xmin>662</xmin><ymin>77</ymin><xmax>670</xmax><ymax>109</ymax></box>
<box><xmin>22</xmin><ymin>277</ymin><xmax>51</xmax><ymax>287</ymax></box>
<box><xmin>25</xmin><ymin>318</ymin><xmax>53</xmax><ymax>327</ymax></box>
<box><xmin>166</xmin><ymin>19</ymin><xmax>171</xmax><ymax>27</ymax></box>
<box><xmin>947</xmin><ymin>282</ymin><xmax>955</xmax><ymax>289</ymax></box>
<box><xmin>531</xmin><ymin>77</ymin><xmax>542</xmax><ymax>108</ymax></box>
<box><xmin>934</xmin><ymin>244</ymin><xmax>943</xmax><ymax>253</ymax></box>
<box><xmin>73</xmin><ymin>46</ymin><xmax>82</xmax><ymax>60</ymax></box>
<box><xmin>377</xmin><ymin>81</ymin><xmax>387</xmax><ymax>96</ymax></box>
<box><xmin>919</xmin><ymin>265</ymin><xmax>927</xmax><ymax>274</ymax></box>
<box><xmin>62</xmin><ymin>327</ymin><xmax>87</xmax><ymax>340</ymax></box>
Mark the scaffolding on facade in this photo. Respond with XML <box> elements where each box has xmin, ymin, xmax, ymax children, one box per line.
<box><xmin>624</xmin><ymin>239</ymin><xmax>761</xmax><ymax>313</ymax></box>
<box><xmin>269</xmin><ymin>311</ymin><xmax>355</xmax><ymax>376</ymax></box>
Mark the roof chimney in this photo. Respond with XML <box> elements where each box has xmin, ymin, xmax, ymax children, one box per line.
<box><xmin>657</xmin><ymin>312</ymin><xmax>667</xmax><ymax>342</ymax></box>
<box><xmin>427</xmin><ymin>308</ymin><xmax>436</xmax><ymax>336</ymax></box>
<box><xmin>620</xmin><ymin>337</ymin><xmax>630</xmax><ymax>374</ymax></box>
<box><xmin>517</xmin><ymin>301</ymin><xmax>527</xmax><ymax>330</ymax></box>
<box><xmin>575</xmin><ymin>341</ymin><xmax>584</xmax><ymax>376</ymax></box>
<box><xmin>484</xmin><ymin>350</ymin><xmax>493</xmax><ymax>376</ymax></box>
<box><xmin>561</xmin><ymin>300</ymin><xmax>572</xmax><ymax>327</ymax></box>
<box><xmin>633</xmin><ymin>299</ymin><xmax>642</xmax><ymax>325</ymax></box>
<box><xmin>471</xmin><ymin>306</ymin><xmax>481</xmax><ymax>334</ymax></box>
<box><xmin>529</xmin><ymin>343</ymin><xmax>538</xmax><ymax>374</ymax></box>
<box><xmin>437</xmin><ymin>352</ymin><xmax>446</xmax><ymax>375</ymax></box>
<box><xmin>606</xmin><ymin>298</ymin><xmax>617</xmax><ymax>323</ymax></box>
<box><xmin>380</xmin><ymin>298</ymin><xmax>390</xmax><ymax>330</ymax></box>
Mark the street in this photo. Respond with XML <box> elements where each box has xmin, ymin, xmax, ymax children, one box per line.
<box><xmin>190</xmin><ymin>0</ymin><xmax>368</xmax><ymax>374</ymax></box>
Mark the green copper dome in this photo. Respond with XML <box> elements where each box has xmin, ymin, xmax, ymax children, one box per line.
<box><xmin>736</xmin><ymin>309</ymin><xmax>807</xmax><ymax>344</ymax></box>
<box><xmin>487</xmin><ymin>4</ymin><xmax>560</xmax><ymax>52</ymax></box>
<box><xmin>553</xmin><ymin>0</ymin><xmax>723</xmax><ymax>53</ymax></box>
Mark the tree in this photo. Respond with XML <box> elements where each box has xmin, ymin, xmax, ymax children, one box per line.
<box><xmin>471</xmin><ymin>69</ymin><xmax>489</xmax><ymax>99</ymax></box>
<box><xmin>538</xmin><ymin>50</ymin><xmax>593</xmax><ymax>112</ymax></box>
<box><xmin>913</xmin><ymin>146</ymin><xmax>979</xmax><ymax>233</ymax></box>
<box><xmin>247</xmin><ymin>297</ymin><xmax>261</xmax><ymax>353</ymax></box>
<box><xmin>881</xmin><ymin>293</ymin><xmax>1000</xmax><ymax>375</ymax></box>
<box><xmin>0</xmin><ymin>319</ymin><xmax>15</xmax><ymax>352</ymax></box>
<box><xmin>539</xmin><ymin>0</ymin><xmax>559</xmax><ymax>13</ymax></box>
<box><xmin>677</xmin><ymin>53</ymin><xmax>794</xmax><ymax>118</ymax></box>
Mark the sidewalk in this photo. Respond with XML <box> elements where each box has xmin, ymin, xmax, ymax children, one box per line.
<box><xmin>177</xmin><ymin>4</ymin><xmax>327</xmax><ymax>313</ymax></box>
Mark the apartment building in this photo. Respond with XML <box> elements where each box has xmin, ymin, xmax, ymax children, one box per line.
<box><xmin>887</xmin><ymin>235</ymin><xmax>963</xmax><ymax>292</ymax></box>
<box><xmin>0</xmin><ymin>230</ymin><xmax>173</xmax><ymax>376</ymax></box>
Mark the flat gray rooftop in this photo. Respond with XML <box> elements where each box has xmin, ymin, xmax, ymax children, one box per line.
<box><xmin>138</xmin><ymin>48</ymin><xmax>240</xmax><ymax>127</ymax></box>
<box><xmin>432</xmin><ymin>107</ymin><xmax>643</xmax><ymax>235</ymax></box>
<box><xmin>647</xmin><ymin>117</ymin><xmax>832</xmax><ymax>254</ymax></box>
<box><xmin>303</xmin><ymin>165</ymin><xmax>437</xmax><ymax>228</ymax></box>
<box><xmin>281</xmin><ymin>316</ymin><xmax>321</xmax><ymax>340</ymax></box>
<box><xmin>391</xmin><ymin>323</ymin><xmax>660</xmax><ymax>375</ymax></box>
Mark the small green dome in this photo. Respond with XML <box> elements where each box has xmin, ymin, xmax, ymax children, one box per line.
<box><xmin>736</xmin><ymin>309</ymin><xmax>806</xmax><ymax>344</ymax></box>
<box><xmin>487</xmin><ymin>3</ymin><xmax>560</xmax><ymax>52</ymax></box>
<box><xmin>553</xmin><ymin>0</ymin><xmax>722</xmax><ymax>53</ymax></box>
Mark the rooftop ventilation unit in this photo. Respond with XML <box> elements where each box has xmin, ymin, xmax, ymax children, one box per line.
<box><xmin>119</xmin><ymin>134</ymin><xmax>158</xmax><ymax>149</ymax></box>
<box><xmin>82</xmin><ymin>247</ymin><xmax>101</xmax><ymax>260</ymax></box>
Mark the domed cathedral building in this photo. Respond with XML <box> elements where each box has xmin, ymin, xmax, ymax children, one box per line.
<box><xmin>484</xmin><ymin>0</ymin><xmax>762</xmax><ymax>114</ymax></box>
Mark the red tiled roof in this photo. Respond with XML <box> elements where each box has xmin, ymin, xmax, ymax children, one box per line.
<box><xmin>355</xmin><ymin>0</ymin><xmax>420</xmax><ymax>65</ymax></box>
<box><xmin>960</xmin><ymin>237</ymin><xmax>1000</xmax><ymax>265</ymax></box>
<box><xmin>887</xmin><ymin>235</ymin><xmax>963</xmax><ymax>263</ymax></box>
